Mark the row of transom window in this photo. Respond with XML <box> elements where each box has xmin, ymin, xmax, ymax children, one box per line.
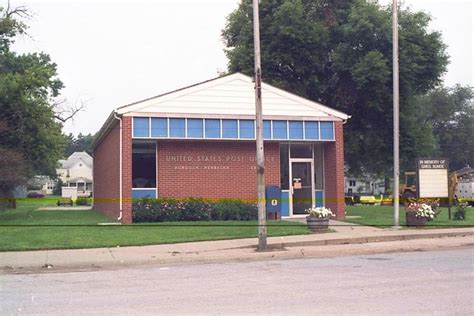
<box><xmin>132</xmin><ymin>117</ymin><xmax>335</xmax><ymax>141</ymax></box>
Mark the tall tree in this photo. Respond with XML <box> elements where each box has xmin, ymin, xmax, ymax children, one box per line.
<box><xmin>417</xmin><ymin>85</ymin><xmax>474</xmax><ymax>171</ymax></box>
<box><xmin>222</xmin><ymin>0</ymin><xmax>448</xmax><ymax>177</ymax></box>
<box><xmin>64</xmin><ymin>132</ymin><xmax>96</xmax><ymax>157</ymax></box>
<box><xmin>0</xmin><ymin>5</ymin><xmax>65</xmax><ymax>197</ymax></box>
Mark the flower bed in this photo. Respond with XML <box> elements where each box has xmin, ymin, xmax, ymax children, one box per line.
<box><xmin>132</xmin><ymin>197</ymin><xmax>258</xmax><ymax>222</ymax></box>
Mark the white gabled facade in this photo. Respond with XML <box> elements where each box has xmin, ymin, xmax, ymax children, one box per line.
<box><xmin>116</xmin><ymin>73</ymin><xmax>349</xmax><ymax>121</ymax></box>
<box><xmin>57</xmin><ymin>152</ymin><xmax>93</xmax><ymax>197</ymax></box>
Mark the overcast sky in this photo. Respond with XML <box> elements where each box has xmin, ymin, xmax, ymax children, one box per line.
<box><xmin>9</xmin><ymin>0</ymin><xmax>474</xmax><ymax>135</ymax></box>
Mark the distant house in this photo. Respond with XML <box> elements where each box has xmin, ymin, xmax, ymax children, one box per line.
<box><xmin>27</xmin><ymin>175</ymin><xmax>56</xmax><ymax>195</ymax></box>
<box><xmin>57</xmin><ymin>152</ymin><xmax>93</xmax><ymax>197</ymax></box>
<box><xmin>345</xmin><ymin>174</ymin><xmax>385</xmax><ymax>196</ymax></box>
<box><xmin>455</xmin><ymin>166</ymin><xmax>473</xmax><ymax>203</ymax></box>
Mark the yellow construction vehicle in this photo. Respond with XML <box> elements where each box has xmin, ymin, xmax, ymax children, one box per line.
<box><xmin>400</xmin><ymin>171</ymin><xmax>417</xmax><ymax>203</ymax></box>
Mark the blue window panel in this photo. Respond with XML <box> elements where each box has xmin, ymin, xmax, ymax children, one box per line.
<box><xmin>205</xmin><ymin>119</ymin><xmax>220</xmax><ymax>138</ymax></box>
<box><xmin>222</xmin><ymin>119</ymin><xmax>238</xmax><ymax>138</ymax></box>
<box><xmin>239</xmin><ymin>120</ymin><xmax>255</xmax><ymax>139</ymax></box>
<box><xmin>263</xmin><ymin>120</ymin><xmax>271</xmax><ymax>139</ymax></box>
<box><xmin>315</xmin><ymin>191</ymin><xmax>324</xmax><ymax>207</ymax></box>
<box><xmin>133</xmin><ymin>117</ymin><xmax>149</xmax><ymax>137</ymax></box>
<box><xmin>132</xmin><ymin>189</ymin><xmax>156</xmax><ymax>199</ymax></box>
<box><xmin>280</xmin><ymin>191</ymin><xmax>289</xmax><ymax>217</ymax></box>
<box><xmin>305</xmin><ymin>121</ymin><xmax>319</xmax><ymax>140</ymax></box>
<box><xmin>151</xmin><ymin>118</ymin><xmax>167</xmax><ymax>137</ymax></box>
<box><xmin>169</xmin><ymin>118</ymin><xmax>185</xmax><ymax>137</ymax></box>
<box><xmin>289</xmin><ymin>121</ymin><xmax>304</xmax><ymax>139</ymax></box>
<box><xmin>187</xmin><ymin>119</ymin><xmax>203</xmax><ymax>138</ymax></box>
<box><xmin>272</xmin><ymin>120</ymin><xmax>288</xmax><ymax>139</ymax></box>
<box><xmin>320</xmin><ymin>121</ymin><xmax>334</xmax><ymax>140</ymax></box>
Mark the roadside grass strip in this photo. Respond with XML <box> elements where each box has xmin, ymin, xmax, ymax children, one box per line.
<box><xmin>345</xmin><ymin>205</ymin><xmax>474</xmax><ymax>228</ymax></box>
<box><xmin>0</xmin><ymin>198</ymin><xmax>309</xmax><ymax>251</ymax></box>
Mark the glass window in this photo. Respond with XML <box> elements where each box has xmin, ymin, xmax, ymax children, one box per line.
<box><xmin>291</xmin><ymin>144</ymin><xmax>313</xmax><ymax>158</ymax></box>
<box><xmin>222</xmin><ymin>119</ymin><xmax>238</xmax><ymax>138</ymax></box>
<box><xmin>280</xmin><ymin>144</ymin><xmax>289</xmax><ymax>190</ymax></box>
<box><xmin>133</xmin><ymin>117</ymin><xmax>149</xmax><ymax>137</ymax></box>
<box><xmin>239</xmin><ymin>120</ymin><xmax>255</xmax><ymax>139</ymax></box>
<box><xmin>263</xmin><ymin>120</ymin><xmax>271</xmax><ymax>139</ymax></box>
<box><xmin>314</xmin><ymin>143</ymin><xmax>324</xmax><ymax>190</ymax></box>
<box><xmin>289</xmin><ymin>121</ymin><xmax>304</xmax><ymax>139</ymax></box>
<box><xmin>132</xmin><ymin>142</ymin><xmax>156</xmax><ymax>188</ymax></box>
<box><xmin>151</xmin><ymin>118</ymin><xmax>167</xmax><ymax>137</ymax></box>
<box><xmin>320</xmin><ymin>121</ymin><xmax>334</xmax><ymax>140</ymax></box>
<box><xmin>205</xmin><ymin>119</ymin><xmax>220</xmax><ymax>138</ymax></box>
<box><xmin>187</xmin><ymin>119</ymin><xmax>203</xmax><ymax>138</ymax></box>
<box><xmin>304</xmin><ymin>121</ymin><xmax>319</xmax><ymax>140</ymax></box>
<box><xmin>273</xmin><ymin>120</ymin><xmax>288</xmax><ymax>139</ymax></box>
<box><xmin>169</xmin><ymin>118</ymin><xmax>185</xmax><ymax>137</ymax></box>
<box><xmin>132</xmin><ymin>189</ymin><xmax>156</xmax><ymax>199</ymax></box>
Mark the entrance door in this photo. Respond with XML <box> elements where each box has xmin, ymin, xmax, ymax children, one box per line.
<box><xmin>290</xmin><ymin>160</ymin><xmax>314</xmax><ymax>215</ymax></box>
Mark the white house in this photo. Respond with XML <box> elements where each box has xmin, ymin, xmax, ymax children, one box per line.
<box><xmin>57</xmin><ymin>152</ymin><xmax>93</xmax><ymax>197</ymax></box>
<box><xmin>28</xmin><ymin>175</ymin><xmax>56</xmax><ymax>195</ymax></box>
<box><xmin>345</xmin><ymin>174</ymin><xmax>385</xmax><ymax>195</ymax></box>
<box><xmin>456</xmin><ymin>167</ymin><xmax>473</xmax><ymax>204</ymax></box>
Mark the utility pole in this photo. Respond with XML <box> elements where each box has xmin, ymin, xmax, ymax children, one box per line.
<box><xmin>392</xmin><ymin>0</ymin><xmax>401</xmax><ymax>229</ymax></box>
<box><xmin>252</xmin><ymin>0</ymin><xmax>267</xmax><ymax>251</ymax></box>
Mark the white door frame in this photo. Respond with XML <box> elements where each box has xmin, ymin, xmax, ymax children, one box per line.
<box><xmin>289</xmin><ymin>158</ymin><xmax>315</xmax><ymax>217</ymax></box>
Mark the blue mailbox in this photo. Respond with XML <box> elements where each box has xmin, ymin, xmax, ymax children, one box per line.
<box><xmin>265</xmin><ymin>185</ymin><xmax>281</xmax><ymax>213</ymax></box>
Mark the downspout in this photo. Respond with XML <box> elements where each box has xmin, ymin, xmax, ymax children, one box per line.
<box><xmin>113</xmin><ymin>112</ymin><xmax>123</xmax><ymax>221</ymax></box>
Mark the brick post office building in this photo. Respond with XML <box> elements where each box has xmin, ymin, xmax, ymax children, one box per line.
<box><xmin>92</xmin><ymin>73</ymin><xmax>349</xmax><ymax>224</ymax></box>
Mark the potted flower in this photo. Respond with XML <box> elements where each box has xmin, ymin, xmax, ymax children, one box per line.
<box><xmin>405</xmin><ymin>202</ymin><xmax>435</xmax><ymax>227</ymax></box>
<box><xmin>305</xmin><ymin>206</ymin><xmax>333</xmax><ymax>231</ymax></box>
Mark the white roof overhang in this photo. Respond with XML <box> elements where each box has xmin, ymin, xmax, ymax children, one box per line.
<box><xmin>115</xmin><ymin>73</ymin><xmax>349</xmax><ymax>121</ymax></box>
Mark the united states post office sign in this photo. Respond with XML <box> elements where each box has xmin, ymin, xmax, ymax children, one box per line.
<box><xmin>417</xmin><ymin>158</ymin><xmax>449</xmax><ymax>198</ymax></box>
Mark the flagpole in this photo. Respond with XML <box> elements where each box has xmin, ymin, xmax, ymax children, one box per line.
<box><xmin>393</xmin><ymin>0</ymin><xmax>401</xmax><ymax>228</ymax></box>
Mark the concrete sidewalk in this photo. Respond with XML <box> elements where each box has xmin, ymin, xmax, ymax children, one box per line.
<box><xmin>1</xmin><ymin>221</ymin><xmax>473</xmax><ymax>274</ymax></box>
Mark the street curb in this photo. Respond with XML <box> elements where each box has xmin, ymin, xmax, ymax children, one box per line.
<box><xmin>260</xmin><ymin>230</ymin><xmax>474</xmax><ymax>250</ymax></box>
<box><xmin>1</xmin><ymin>231</ymin><xmax>472</xmax><ymax>275</ymax></box>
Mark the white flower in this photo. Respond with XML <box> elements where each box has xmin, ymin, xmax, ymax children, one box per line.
<box><xmin>306</xmin><ymin>207</ymin><xmax>333</xmax><ymax>218</ymax></box>
<box><xmin>413</xmin><ymin>203</ymin><xmax>435</xmax><ymax>218</ymax></box>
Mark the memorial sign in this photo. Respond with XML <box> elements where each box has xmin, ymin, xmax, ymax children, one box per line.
<box><xmin>417</xmin><ymin>158</ymin><xmax>449</xmax><ymax>198</ymax></box>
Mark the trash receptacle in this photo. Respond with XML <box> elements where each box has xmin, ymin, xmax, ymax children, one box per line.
<box><xmin>265</xmin><ymin>185</ymin><xmax>281</xmax><ymax>220</ymax></box>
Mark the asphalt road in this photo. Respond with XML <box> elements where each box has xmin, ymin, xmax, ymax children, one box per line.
<box><xmin>1</xmin><ymin>248</ymin><xmax>473</xmax><ymax>315</ymax></box>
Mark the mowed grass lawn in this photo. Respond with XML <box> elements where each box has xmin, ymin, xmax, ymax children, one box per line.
<box><xmin>345</xmin><ymin>205</ymin><xmax>474</xmax><ymax>228</ymax></box>
<box><xmin>0</xmin><ymin>198</ymin><xmax>309</xmax><ymax>252</ymax></box>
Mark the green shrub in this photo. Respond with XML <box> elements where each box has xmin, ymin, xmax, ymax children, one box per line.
<box><xmin>213</xmin><ymin>199</ymin><xmax>258</xmax><ymax>220</ymax></box>
<box><xmin>181</xmin><ymin>198</ymin><xmax>214</xmax><ymax>221</ymax></box>
<box><xmin>453</xmin><ymin>202</ymin><xmax>468</xmax><ymax>220</ymax></box>
<box><xmin>76</xmin><ymin>198</ymin><xmax>91</xmax><ymax>206</ymax></box>
<box><xmin>132</xmin><ymin>197</ymin><xmax>257</xmax><ymax>223</ymax></box>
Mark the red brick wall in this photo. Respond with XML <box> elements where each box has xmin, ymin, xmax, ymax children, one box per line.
<box><xmin>156</xmin><ymin>141</ymin><xmax>280</xmax><ymax>201</ymax></box>
<box><xmin>95</xmin><ymin>119</ymin><xmax>345</xmax><ymax>222</ymax></box>
<box><xmin>93</xmin><ymin>116</ymin><xmax>133</xmax><ymax>224</ymax></box>
<box><xmin>324</xmin><ymin>121</ymin><xmax>346</xmax><ymax>219</ymax></box>
<box><xmin>121</xmin><ymin>116</ymin><xmax>133</xmax><ymax>224</ymax></box>
<box><xmin>93</xmin><ymin>121</ymin><xmax>120</xmax><ymax>219</ymax></box>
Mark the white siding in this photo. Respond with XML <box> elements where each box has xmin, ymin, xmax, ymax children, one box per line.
<box><xmin>117</xmin><ymin>73</ymin><xmax>348</xmax><ymax>120</ymax></box>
